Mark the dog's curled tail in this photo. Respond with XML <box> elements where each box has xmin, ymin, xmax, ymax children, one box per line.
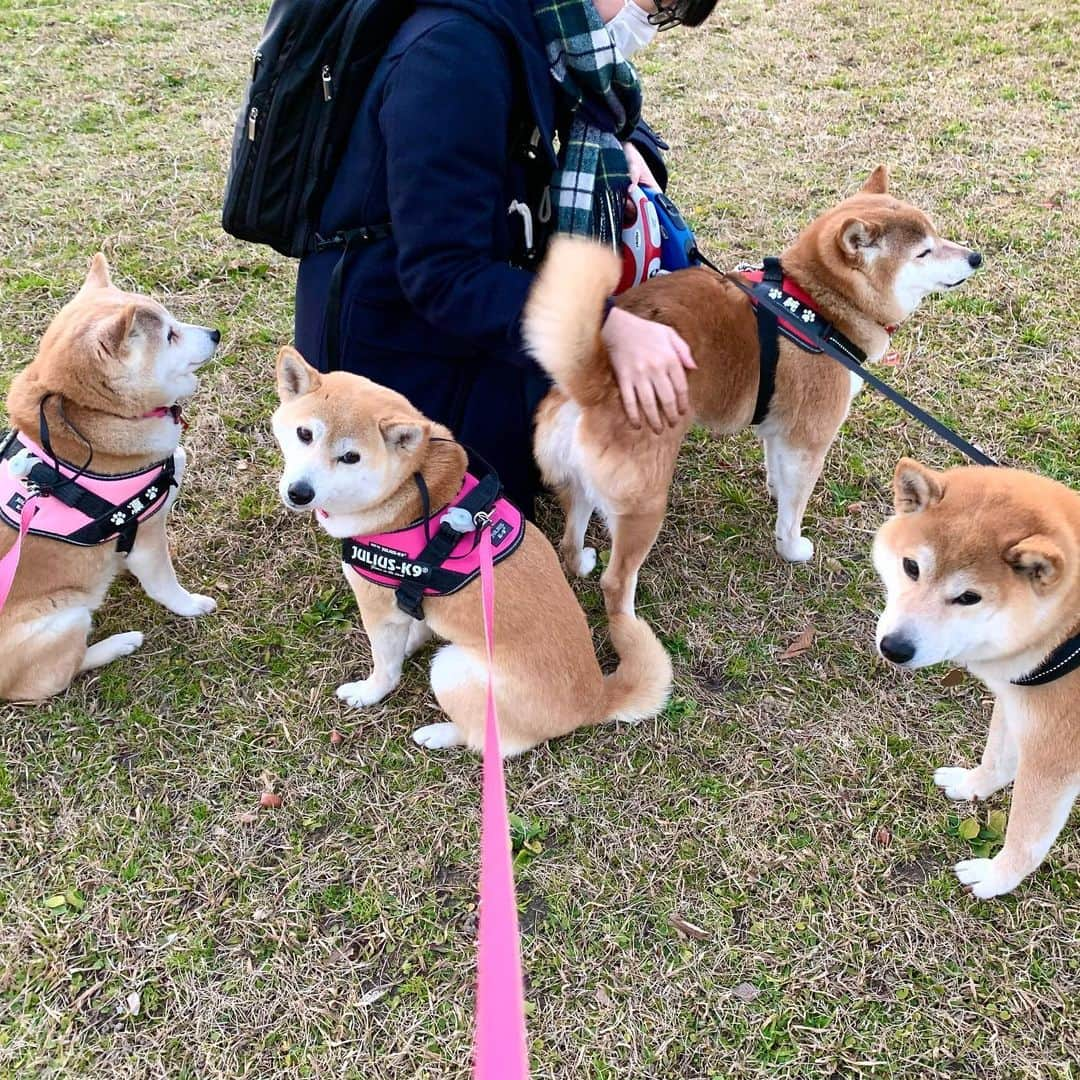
<box><xmin>523</xmin><ymin>235</ymin><xmax>621</xmax><ymax>406</ymax></box>
<box><xmin>599</xmin><ymin>612</ymin><xmax>673</xmax><ymax>725</ymax></box>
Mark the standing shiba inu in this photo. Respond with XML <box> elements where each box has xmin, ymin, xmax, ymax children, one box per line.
<box><xmin>524</xmin><ymin>166</ymin><xmax>982</xmax><ymax>616</ymax></box>
<box><xmin>271</xmin><ymin>348</ymin><xmax>671</xmax><ymax>757</ymax></box>
<box><xmin>875</xmin><ymin>459</ymin><xmax>1080</xmax><ymax>898</ymax></box>
<box><xmin>0</xmin><ymin>255</ymin><xmax>219</xmax><ymax>701</ymax></box>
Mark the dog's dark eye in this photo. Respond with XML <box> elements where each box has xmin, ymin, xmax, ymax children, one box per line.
<box><xmin>916</xmin><ymin>248</ymin><xmax>932</xmax><ymax>259</ymax></box>
<box><xmin>953</xmin><ymin>591</ymin><xmax>982</xmax><ymax>606</ymax></box>
<box><xmin>296</xmin><ymin>427</ymin><xmax>313</xmax><ymax>444</ymax></box>
<box><xmin>903</xmin><ymin>558</ymin><xmax>919</xmax><ymax>581</ymax></box>
<box><xmin>338</xmin><ymin>451</ymin><xmax>360</xmax><ymax>465</ymax></box>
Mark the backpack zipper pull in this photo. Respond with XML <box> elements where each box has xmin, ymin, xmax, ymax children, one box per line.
<box><xmin>250</xmin><ymin>48</ymin><xmax>262</xmax><ymax>80</ymax></box>
<box><xmin>321</xmin><ymin>66</ymin><xmax>333</xmax><ymax>101</ymax></box>
<box><xmin>247</xmin><ymin>106</ymin><xmax>259</xmax><ymax>141</ymax></box>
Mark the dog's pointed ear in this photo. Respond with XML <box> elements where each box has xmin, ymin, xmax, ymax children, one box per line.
<box><xmin>379</xmin><ymin>416</ymin><xmax>429</xmax><ymax>455</ymax></box>
<box><xmin>893</xmin><ymin>458</ymin><xmax>943</xmax><ymax>514</ymax></box>
<box><xmin>276</xmin><ymin>346</ymin><xmax>321</xmax><ymax>402</ymax></box>
<box><xmin>1006</xmin><ymin>534</ymin><xmax>1065</xmax><ymax>592</ymax></box>
<box><xmin>838</xmin><ymin>218</ymin><xmax>883</xmax><ymax>260</ymax></box>
<box><xmin>861</xmin><ymin>165</ymin><xmax>890</xmax><ymax>195</ymax></box>
<box><xmin>77</xmin><ymin>253</ymin><xmax>113</xmax><ymax>297</ymax></box>
<box><xmin>99</xmin><ymin>304</ymin><xmax>137</xmax><ymax>357</ymax></box>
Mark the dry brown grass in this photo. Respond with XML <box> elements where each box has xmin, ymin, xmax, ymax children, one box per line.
<box><xmin>0</xmin><ymin>1</ymin><xmax>1077</xmax><ymax>1077</ymax></box>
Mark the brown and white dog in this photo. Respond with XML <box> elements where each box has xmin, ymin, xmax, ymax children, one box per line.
<box><xmin>271</xmin><ymin>348</ymin><xmax>671</xmax><ymax>757</ymax></box>
<box><xmin>524</xmin><ymin>167</ymin><xmax>981</xmax><ymax>615</ymax></box>
<box><xmin>875</xmin><ymin>459</ymin><xmax>1080</xmax><ymax>897</ymax></box>
<box><xmin>0</xmin><ymin>255</ymin><xmax>219</xmax><ymax>700</ymax></box>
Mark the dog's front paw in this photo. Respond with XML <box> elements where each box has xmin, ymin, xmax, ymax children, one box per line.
<box><xmin>336</xmin><ymin>678</ymin><xmax>393</xmax><ymax>709</ymax></box>
<box><xmin>777</xmin><ymin>536</ymin><xmax>814</xmax><ymax>563</ymax></box>
<box><xmin>411</xmin><ymin>722</ymin><xmax>464</xmax><ymax>751</ymax></box>
<box><xmin>954</xmin><ymin>857</ymin><xmax>1020</xmax><ymax>899</ymax></box>
<box><xmin>934</xmin><ymin>766</ymin><xmax>981</xmax><ymax>801</ymax></box>
<box><xmin>168</xmin><ymin>592</ymin><xmax>217</xmax><ymax>618</ymax></box>
<box><xmin>112</xmin><ymin>631</ymin><xmax>145</xmax><ymax>656</ymax></box>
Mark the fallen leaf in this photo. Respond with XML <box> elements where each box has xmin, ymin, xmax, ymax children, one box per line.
<box><xmin>126</xmin><ymin>990</ymin><xmax>141</xmax><ymax>1017</ymax></box>
<box><xmin>237</xmin><ymin>810</ymin><xmax>258</xmax><ymax>824</ymax></box>
<box><xmin>940</xmin><ymin>669</ymin><xmax>966</xmax><ymax>688</ymax></box>
<box><xmin>846</xmin><ymin>501</ymin><xmax>865</xmax><ymax>515</ymax></box>
<box><xmin>668</xmin><ymin>912</ymin><xmax>709</xmax><ymax>941</ymax></box>
<box><xmin>779</xmin><ymin>625</ymin><xmax>816</xmax><ymax>661</ymax></box>
<box><xmin>873</xmin><ymin>826</ymin><xmax>892</xmax><ymax>848</ymax></box>
<box><xmin>329</xmin><ymin>729</ymin><xmax>344</xmax><ymax>748</ymax></box>
<box><xmin>595</xmin><ymin>985</ymin><xmax>614</xmax><ymax>1008</ymax></box>
<box><xmin>732</xmin><ymin>982</ymin><xmax>760</xmax><ymax>1003</ymax></box>
<box><xmin>260</xmin><ymin>792</ymin><xmax>282</xmax><ymax>809</ymax></box>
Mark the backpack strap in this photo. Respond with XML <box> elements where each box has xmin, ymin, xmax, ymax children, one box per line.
<box><xmin>315</xmin><ymin>225</ymin><xmax>393</xmax><ymax>373</ymax></box>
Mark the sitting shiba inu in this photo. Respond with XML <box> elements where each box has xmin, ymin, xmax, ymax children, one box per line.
<box><xmin>271</xmin><ymin>347</ymin><xmax>672</xmax><ymax>757</ymax></box>
<box><xmin>524</xmin><ymin>166</ymin><xmax>982</xmax><ymax>616</ymax></box>
<box><xmin>875</xmin><ymin>458</ymin><xmax>1080</xmax><ymax>897</ymax></box>
<box><xmin>0</xmin><ymin>255</ymin><xmax>219</xmax><ymax>700</ymax></box>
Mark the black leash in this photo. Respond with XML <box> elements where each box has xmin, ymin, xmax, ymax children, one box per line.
<box><xmin>692</xmin><ymin>249</ymin><xmax>999</xmax><ymax>468</ymax></box>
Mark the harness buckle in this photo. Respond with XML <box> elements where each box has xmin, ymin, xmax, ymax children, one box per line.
<box><xmin>441</xmin><ymin>506</ymin><xmax>478</xmax><ymax>534</ymax></box>
<box><xmin>8</xmin><ymin>448</ymin><xmax>39</xmax><ymax>479</ymax></box>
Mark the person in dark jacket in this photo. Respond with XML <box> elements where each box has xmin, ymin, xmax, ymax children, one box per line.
<box><xmin>294</xmin><ymin>0</ymin><xmax>717</xmax><ymax>512</ymax></box>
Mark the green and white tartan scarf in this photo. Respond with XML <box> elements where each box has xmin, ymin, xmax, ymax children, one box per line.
<box><xmin>531</xmin><ymin>0</ymin><xmax>643</xmax><ymax>243</ymax></box>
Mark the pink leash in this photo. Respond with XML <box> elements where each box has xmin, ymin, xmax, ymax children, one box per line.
<box><xmin>474</xmin><ymin>526</ymin><xmax>530</xmax><ymax>1079</ymax></box>
<box><xmin>0</xmin><ymin>497</ymin><xmax>38</xmax><ymax>614</ymax></box>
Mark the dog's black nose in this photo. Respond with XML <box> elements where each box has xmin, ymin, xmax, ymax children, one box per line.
<box><xmin>880</xmin><ymin>634</ymin><xmax>916</xmax><ymax>665</ymax></box>
<box><xmin>967</xmin><ymin>251</ymin><xmax>983</xmax><ymax>269</ymax></box>
<box><xmin>287</xmin><ymin>481</ymin><xmax>315</xmax><ymax>506</ymax></box>
<box><xmin>209</xmin><ymin>328</ymin><xmax>222</xmax><ymax>344</ymax></box>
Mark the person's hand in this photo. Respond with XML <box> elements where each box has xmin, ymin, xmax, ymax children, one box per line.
<box><xmin>623</xmin><ymin>141</ymin><xmax>659</xmax><ymax>192</ymax></box>
<box><xmin>601</xmin><ymin>306</ymin><xmax>697</xmax><ymax>433</ymax></box>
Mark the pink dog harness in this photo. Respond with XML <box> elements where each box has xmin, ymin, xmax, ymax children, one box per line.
<box><xmin>342</xmin><ymin>470</ymin><xmax>525</xmax><ymax>619</ymax></box>
<box><xmin>0</xmin><ymin>428</ymin><xmax>176</xmax><ymax>612</ymax></box>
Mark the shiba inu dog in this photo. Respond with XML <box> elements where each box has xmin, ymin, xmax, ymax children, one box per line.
<box><xmin>0</xmin><ymin>255</ymin><xmax>219</xmax><ymax>700</ymax></box>
<box><xmin>875</xmin><ymin>459</ymin><xmax>1080</xmax><ymax>897</ymax></box>
<box><xmin>271</xmin><ymin>348</ymin><xmax>672</xmax><ymax>756</ymax></box>
<box><xmin>524</xmin><ymin>166</ymin><xmax>981</xmax><ymax>615</ymax></box>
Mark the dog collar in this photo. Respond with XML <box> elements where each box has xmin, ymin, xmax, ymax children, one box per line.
<box><xmin>0</xmin><ymin>429</ymin><xmax>176</xmax><ymax>550</ymax></box>
<box><xmin>1012</xmin><ymin>626</ymin><xmax>1080</xmax><ymax>687</ymax></box>
<box><xmin>342</xmin><ymin>469</ymin><xmax>525</xmax><ymax>620</ymax></box>
<box><xmin>142</xmin><ymin>404</ymin><xmax>184</xmax><ymax>425</ymax></box>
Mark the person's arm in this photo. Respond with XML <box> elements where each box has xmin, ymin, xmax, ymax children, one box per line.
<box><xmin>379</xmin><ymin>20</ymin><xmax>535</xmax><ymax>364</ymax></box>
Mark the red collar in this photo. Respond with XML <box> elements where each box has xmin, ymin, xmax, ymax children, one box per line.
<box><xmin>141</xmin><ymin>404</ymin><xmax>185</xmax><ymax>426</ymax></box>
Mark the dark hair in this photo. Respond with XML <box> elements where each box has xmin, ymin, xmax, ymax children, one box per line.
<box><xmin>648</xmin><ymin>0</ymin><xmax>719</xmax><ymax>30</ymax></box>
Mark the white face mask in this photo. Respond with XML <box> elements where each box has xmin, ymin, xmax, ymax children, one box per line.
<box><xmin>606</xmin><ymin>0</ymin><xmax>658</xmax><ymax>59</ymax></box>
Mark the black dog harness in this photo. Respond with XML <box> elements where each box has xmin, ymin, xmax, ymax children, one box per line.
<box><xmin>342</xmin><ymin>465</ymin><xmax>525</xmax><ymax>621</ymax></box>
<box><xmin>692</xmin><ymin>253</ymin><xmax>999</xmax><ymax>467</ymax></box>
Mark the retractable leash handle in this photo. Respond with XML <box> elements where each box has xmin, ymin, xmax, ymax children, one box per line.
<box><xmin>474</xmin><ymin>526</ymin><xmax>530</xmax><ymax>1080</ymax></box>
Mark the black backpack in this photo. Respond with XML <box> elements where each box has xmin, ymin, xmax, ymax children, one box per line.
<box><xmin>221</xmin><ymin>0</ymin><xmax>412</xmax><ymax>258</ymax></box>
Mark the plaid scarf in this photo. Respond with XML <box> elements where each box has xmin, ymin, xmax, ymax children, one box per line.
<box><xmin>531</xmin><ymin>0</ymin><xmax>643</xmax><ymax>243</ymax></box>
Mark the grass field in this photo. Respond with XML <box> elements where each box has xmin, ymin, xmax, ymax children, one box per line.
<box><xmin>0</xmin><ymin>1</ymin><xmax>1078</xmax><ymax>1076</ymax></box>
